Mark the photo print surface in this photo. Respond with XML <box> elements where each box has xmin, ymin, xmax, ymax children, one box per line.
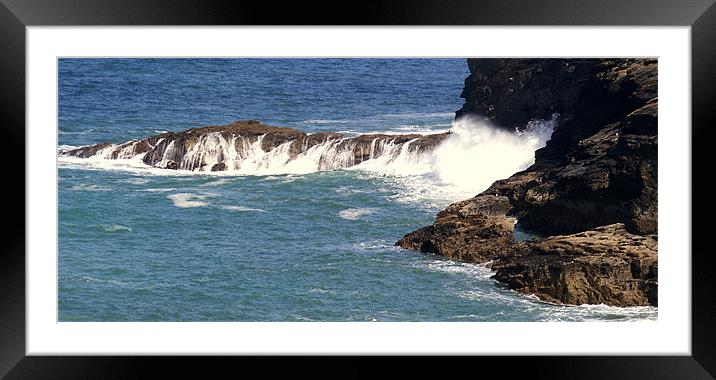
<box><xmin>58</xmin><ymin>58</ymin><xmax>658</xmax><ymax>322</ymax></box>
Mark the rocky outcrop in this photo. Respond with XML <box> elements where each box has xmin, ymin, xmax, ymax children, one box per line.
<box><xmin>456</xmin><ymin>59</ymin><xmax>601</xmax><ymax>130</ymax></box>
<box><xmin>62</xmin><ymin>142</ymin><xmax>113</xmax><ymax>158</ymax></box>
<box><xmin>396</xmin><ymin>195</ymin><xmax>516</xmax><ymax>263</ymax></box>
<box><xmin>399</xmin><ymin>58</ymin><xmax>658</xmax><ymax>306</ymax></box>
<box><xmin>60</xmin><ymin>120</ymin><xmax>449</xmax><ymax>172</ymax></box>
<box><xmin>491</xmin><ymin>224</ymin><xmax>657</xmax><ymax>306</ymax></box>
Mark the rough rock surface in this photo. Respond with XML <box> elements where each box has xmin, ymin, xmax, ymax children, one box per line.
<box><xmin>490</xmin><ymin>224</ymin><xmax>657</xmax><ymax>306</ymax></box>
<box><xmin>60</xmin><ymin>120</ymin><xmax>449</xmax><ymax>172</ymax></box>
<box><xmin>398</xmin><ymin>58</ymin><xmax>658</xmax><ymax>306</ymax></box>
<box><xmin>396</xmin><ymin>195</ymin><xmax>516</xmax><ymax>263</ymax></box>
<box><xmin>456</xmin><ymin>59</ymin><xmax>601</xmax><ymax>130</ymax></box>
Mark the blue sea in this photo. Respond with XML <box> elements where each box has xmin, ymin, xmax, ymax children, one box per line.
<box><xmin>58</xmin><ymin>59</ymin><xmax>657</xmax><ymax>321</ymax></box>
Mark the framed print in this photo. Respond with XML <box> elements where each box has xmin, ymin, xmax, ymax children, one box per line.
<box><xmin>2</xmin><ymin>0</ymin><xmax>715</xmax><ymax>378</ymax></box>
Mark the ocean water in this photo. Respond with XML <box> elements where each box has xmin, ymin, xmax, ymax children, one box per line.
<box><xmin>58</xmin><ymin>58</ymin><xmax>657</xmax><ymax>321</ymax></box>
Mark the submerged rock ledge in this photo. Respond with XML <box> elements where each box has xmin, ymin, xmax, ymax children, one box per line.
<box><xmin>60</xmin><ymin>120</ymin><xmax>449</xmax><ymax>172</ymax></box>
<box><xmin>397</xmin><ymin>58</ymin><xmax>658</xmax><ymax>307</ymax></box>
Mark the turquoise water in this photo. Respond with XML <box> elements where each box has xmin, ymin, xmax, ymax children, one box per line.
<box><xmin>58</xmin><ymin>59</ymin><xmax>656</xmax><ymax>321</ymax></box>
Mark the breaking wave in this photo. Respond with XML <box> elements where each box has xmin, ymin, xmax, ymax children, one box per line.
<box><xmin>58</xmin><ymin>116</ymin><xmax>555</xmax><ymax>200</ymax></box>
<box><xmin>430</xmin><ymin>116</ymin><xmax>555</xmax><ymax>194</ymax></box>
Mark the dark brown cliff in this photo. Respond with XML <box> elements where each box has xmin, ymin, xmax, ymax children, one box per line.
<box><xmin>399</xmin><ymin>58</ymin><xmax>658</xmax><ymax>306</ymax></box>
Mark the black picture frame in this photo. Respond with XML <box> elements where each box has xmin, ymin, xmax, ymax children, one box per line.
<box><xmin>1</xmin><ymin>0</ymin><xmax>714</xmax><ymax>378</ymax></box>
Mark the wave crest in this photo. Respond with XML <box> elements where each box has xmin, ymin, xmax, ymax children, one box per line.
<box><xmin>59</xmin><ymin>117</ymin><xmax>555</xmax><ymax>202</ymax></box>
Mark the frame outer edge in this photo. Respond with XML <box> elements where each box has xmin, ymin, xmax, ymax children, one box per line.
<box><xmin>0</xmin><ymin>0</ymin><xmax>715</xmax><ymax>25</ymax></box>
<box><xmin>1</xmin><ymin>0</ymin><xmax>714</xmax><ymax>378</ymax></box>
<box><xmin>692</xmin><ymin>1</ymin><xmax>716</xmax><ymax>378</ymax></box>
<box><xmin>0</xmin><ymin>0</ymin><xmax>27</xmax><ymax>378</ymax></box>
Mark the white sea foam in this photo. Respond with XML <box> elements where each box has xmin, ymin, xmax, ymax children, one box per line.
<box><xmin>122</xmin><ymin>177</ymin><xmax>150</xmax><ymax>185</ymax></box>
<box><xmin>537</xmin><ymin>303</ymin><xmax>658</xmax><ymax>322</ymax></box>
<box><xmin>167</xmin><ymin>193</ymin><xmax>211</xmax><ymax>208</ymax></box>
<box><xmin>78</xmin><ymin>276</ymin><xmax>129</xmax><ymax>286</ymax></box>
<box><xmin>430</xmin><ymin>115</ymin><xmax>556</xmax><ymax>197</ymax></box>
<box><xmin>58</xmin><ymin>129</ymin><xmax>94</xmax><ymax>135</ymax></box>
<box><xmin>139</xmin><ymin>188</ymin><xmax>176</xmax><ymax>193</ymax></box>
<box><xmin>303</xmin><ymin>119</ymin><xmax>348</xmax><ymax>124</ymax></box>
<box><xmin>103</xmin><ymin>224</ymin><xmax>132</xmax><ymax>232</ymax></box>
<box><xmin>344</xmin><ymin>116</ymin><xmax>555</xmax><ymax>202</ymax></box>
<box><xmin>58</xmin><ymin>116</ymin><xmax>555</xmax><ymax>204</ymax></box>
<box><xmin>69</xmin><ymin>184</ymin><xmax>110</xmax><ymax>191</ymax></box>
<box><xmin>338</xmin><ymin>207</ymin><xmax>377</xmax><ymax>220</ymax></box>
<box><xmin>334</xmin><ymin>186</ymin><xmax>367</xmax><ymax>195</ymax></box>
<box><xmin>59</xmin><ymin>152</ymin><xmax>185</xmax><ymax>176</ymax></box>
<box><xmin>202</xmin><ymin>178</ymin><xmax>233</xmax><ymax>187</ymax></box>
<box><xmin>423</xmin><ymin>259</ymin><xmax>494</xmax><ymax>278</ymax></box>
<box><xmin>308</xmin><ymin>288</ymin><xmax>334</xmax><ymax>294</ymax></box>
<box><xmin>353</xmin><ymin>240</ymin><xmax>400</xmax><ymax>253</ymax></box>
<box><xmin>222</xmin><ymin>205</ymin><xmax>266</xmax><ymax>212</ymax></box>
<box><xmin>418</xmin><ymin>257</ymin><xmax>657</xmax><ymax>321</ymax></box>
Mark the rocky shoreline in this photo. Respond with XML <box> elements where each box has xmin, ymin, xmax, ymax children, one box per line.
<box><xmin>397</xmin><ymin>58</ymin><xmax>658</xmax><ymax>307</ymax></box>
<box><xmin>60</xmin><ymin>120</ymin><xmax>449</xmax><ymax>172</ymax></box>
<box><xmin>61</xmin><ymin>58</ymin><xmax>658</xmax><ymax>307</ymax></box>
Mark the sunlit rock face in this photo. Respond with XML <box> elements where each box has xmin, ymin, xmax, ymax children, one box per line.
<box><xmin>398</xmin><ymin>58</ymin><xmax>658</xmax><ymax>306</ymax></box>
